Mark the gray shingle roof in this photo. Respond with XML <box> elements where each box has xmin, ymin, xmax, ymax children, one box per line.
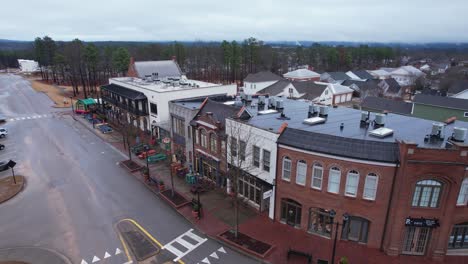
<box><xmin>293</xmin><ymin>81</ymin><xmax>328</xmax><ymax>100</ymax></box>
<box><xmin>101</xmin><ymin>84</ymin><xmax>147</xmax><ymax>100</ymax></box>
<box><xmin>258</xmin><ymin>80</ymin><xmax>291</xmax><ymax>95</ymax></box>
<box><xmin>195</xmin><ymin>99</ymin><xmax>242</xmax><ymax>126</ymax></box>
<box><xmin>278</xmin><ymin>127</ymin><xmax>400</xmax><ymax>163</ymax></box>
<box><xmin>414</xmin><ymin>94</ymin><xmax>468</xmax><ymax>111</ymax></box>
<box><xmin>325</xmin><ymin>72</ymin><xmax>351</xmax><ymax>81</ymax></box>
<box><xmin>382</xmin><ymin>78</ymin><xmax>401</xmax><ymax>94</ymax></box>
<box><xmin>134</xmin><ymin>60</ymin><xmax>182</xmax><ymax>79</ymax></box>
<box><xmin>352</xmin><ymin>70</ymin><xmax>375</xmax><ymax>80</ymax></box>
<box><xmin>244</xmin><ymin>71</ymin><xmax>282</xmax><ymax>83</ymax></box>
<box><xmin>447</xmin><ymin>80</ymin><xmax>468</xmax><ymax>95</ymax></box>
<box><xmin>361</xmin><ymin>96</ymin><xmax>412</xmax><ymax>115</ymax></box>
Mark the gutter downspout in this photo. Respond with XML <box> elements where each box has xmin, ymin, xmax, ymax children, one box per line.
<box><xmin>380</xmin><ymin>160</ymin><xmax>400</xmax><ymax>251</ymax></box>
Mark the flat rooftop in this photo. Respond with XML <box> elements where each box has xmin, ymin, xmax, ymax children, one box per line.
<box><xmin>111</xmin><ymin>77</ymin><xmax>219</xmax><ymax>93</ymax></box>
<box><xmin>242</xmin><ymin>97</ymin><xmax>468</xmax><ymax>149</ymax></box>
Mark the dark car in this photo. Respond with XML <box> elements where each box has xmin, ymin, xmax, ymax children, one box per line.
<box><xmin>0</xmin><ymin>116</ymin><xmax>6</xmax><ymax>123</ymax></box>
<box><xmin>0</xmin><ymin>161</ymin><xmax>8</xmax><ymax>172</ymax></box>
<box><xmin>0</xmin><ymin>144</ymin><xmax>4</xmax><ymax>150</ymax></box>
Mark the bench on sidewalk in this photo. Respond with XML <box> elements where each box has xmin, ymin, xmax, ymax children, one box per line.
<box><xmin>287</xmin><ymin>248</ymin><xmax>312</xmax><ymax>264</ymax></box>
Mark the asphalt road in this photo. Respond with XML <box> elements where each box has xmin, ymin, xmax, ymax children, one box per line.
<box><xmin>0</xmin><ymin>74</ymin><xmax>259</xmax><ymax>264</ymax></box>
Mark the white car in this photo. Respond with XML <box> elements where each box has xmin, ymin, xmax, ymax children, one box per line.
<box><xmin>0</xmin><ymin>128</ymin><xmax>7</xmax><ymax>138</ymax></box>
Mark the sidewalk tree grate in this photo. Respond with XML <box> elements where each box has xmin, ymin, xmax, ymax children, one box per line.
<box><xmin>220</xmin><ymin>229</ymin><xmax>272</xmax><ymax>256</ymax></box>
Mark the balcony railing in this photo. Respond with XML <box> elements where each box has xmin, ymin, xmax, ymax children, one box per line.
<box><xmin>102</xmin><ymin>95</ymin><xmax>148</xmax><ymax>116</ymax></box>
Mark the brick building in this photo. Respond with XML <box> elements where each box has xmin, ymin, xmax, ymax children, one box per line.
<box><xmin>271</xmin><ymin>105</ymin><xmax>468</xmax><ymax>263</ymax></box>
<box><xmin>190</xmin><ymin>98</ymin><xmax>248</xmax><ymax>186</ymax></box>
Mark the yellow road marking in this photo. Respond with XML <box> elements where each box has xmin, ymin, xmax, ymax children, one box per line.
<box><xmin>119</xmin><ymin>218</ymin><xmax>186</xmax><ymax>264</ymax></box>
<box><xmin>118</xmin><ymin>232</ymin><xmax>132</xmax><ymax>263</ymax></box>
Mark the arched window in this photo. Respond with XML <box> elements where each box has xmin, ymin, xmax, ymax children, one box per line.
<box><xmin>311</xmin><ymin>163</ymin><xmax>323</xmax><ymax>190</ymax></box>
<box><xmin>282</xmin><ymin>157</ymin><xmax>292</xmax><ymax>181</ymax></box>
<box><xmin>210</xmin><ymin>133</ymin><xmax>217</xmax><ymax>153</ymax></box>
<box><xmin>412</xmin><ymin>180</ymin><xmax>442</xmax><ymax>208</ymax></box>
<box><xmin>200</xmin><ymin>129</ymin><xmax>207</xmax><ymax>148</ymax></box>
<box><xmin>457</xmin><ymin>178</ymin><xmax>468</xmax><ymax>206</ymax></box>
<box><xmin>280</xmin><ymin>198</ymin><xmax>302</xmax><ymax>228</ymax></box>
<box><xmin>328</xmin><ymin>167</ymin><xmax>341</xmax><ymax>194</ymax></box>
<box><xmin>448</xmin><ymin>222</ymin><xmax>468</xmax><ymax>249</ymax></box>
<box><xmin>345</xmin><ymin>170</ymin><xmax>360</xmax><ymax>197</ymax></box>
<box><xmin>296</xmin><ymin>160</ymin><xmax>307</xmax><ymax>186</ymax></box>
<box><xmin>363</xmin><ymin>173</ymin><xmax>378</xmax><ymax>200</ymax></box>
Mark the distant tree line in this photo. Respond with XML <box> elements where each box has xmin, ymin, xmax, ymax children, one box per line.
<box><xmin>0</xmin><ymin>36</ymin><xmax>418</xmax><ymax>89</ymax></box>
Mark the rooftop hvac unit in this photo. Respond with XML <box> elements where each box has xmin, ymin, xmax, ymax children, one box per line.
<box><xmin>269</xmin><ymin>97</ymin><xmax>276</xmax><ymax>107</ymax></box>
<box><xmin>361</xmin><ymin>111</ymin><xmax>369</xmax><ymax>122</ymax></box>
<box><xmin>452</xmin><ymin>127</ymin><xmax>467</xmax><ymax>142</ymax></box>
<box><xmin>235</xmin><ymin>96</ymin><xmax>242</xmax><ymax>101</ymax></box>
<box><xmin>308</xmin><ymin>104</ymin><xmax>316</xmax><ymax>114</ymax></box>
<box><xmin>258</xmin><ymin>95</ymin><xmax>266</xmax><ymax>105</ymax></box>
<box><xmin>431</xmin><ymin>123</ymin><xmax>445</xmax><ymax>139</ymax></box>
<box><xmin>375</xmin><ymin>113</ymin><xmax>385</xmax><ymax>126</ymax></box>
<box><xmin>239</xmin><ymin>92</ymin><xmax>246</xmax><ymax>100</ymax></box>
<box><xmin>234</xmin><ymin>100</ymin><xmax>243</xmax><ymax>107</ymax></box>
<box><xmin>276</xmin><ymin>100</ymin><xmax>284</xmax><ymax>109</ymax></box>
<box><xmin>246</xmin><ymin>94</ymin><xmax>253</xmax><ymax>102</ymax></box>
<box><xmin>145</xmin><ymin>75</ymin><xmax>152</xmax><ymax>82</ymax></box>
<box><xmin>319</xmin><ymin>106</ymin><xmax>329</xmax><ymax>116</ymax></box>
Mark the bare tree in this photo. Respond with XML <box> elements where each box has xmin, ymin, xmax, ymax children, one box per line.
<box><xmin>225</xmin><ymin>117</ymin><xmax>258</xmax><ymax>238</ymax></box>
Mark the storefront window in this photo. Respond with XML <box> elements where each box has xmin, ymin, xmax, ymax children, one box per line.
<box><xmin>280</xmin><ymin>198</ymin><xmax>302</xmax><ymax>228</ymax></box>
<box><xmin>448</xmin><ymin>223</ymin><xmax>468</xmax><ymax>249</ymax></box>
<box><xmin>238</xmin><ymin>174</ymin><xmax>261</xmax><ymax>206</ymax></box>
<box><xmin>341</xmin><ymin>216</ymin><xmax>369</xmax><ymax>243</ymax></box>
<box><xmin>308</xmin><ymin>208</ymin><xmax>333</xmax><ymax>237</ymax></box>
<box><xmin>402</xmin><ymin>226</ymin><xmax>430</xmax><ymax>255</ymax></box>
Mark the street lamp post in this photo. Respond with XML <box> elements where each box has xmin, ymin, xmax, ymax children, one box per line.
<box><xmin>329</xmin><ymin>210</ymin><xmax>349</xmax><ymax>264</ymax></box>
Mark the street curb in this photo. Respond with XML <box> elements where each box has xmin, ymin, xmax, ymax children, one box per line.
<box><xmin>72</xmin><ymin>115</ymin><xmax>271</xmax><ymax>264</ymax></box>
<box><xmin>0</xmin><ymin>246</ymin><xmax>72</xmax><ymax>264</ymax></box>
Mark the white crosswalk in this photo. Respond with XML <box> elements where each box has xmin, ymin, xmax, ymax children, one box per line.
<box><xmin>7</xmin><ymin>114</ymin><xmax>50</xmax><ymax>122</ymax></box>
<box><xmin>162</xmin><ymin>229</ymin><xmax>208</xmax><ymax>262</ymax></box>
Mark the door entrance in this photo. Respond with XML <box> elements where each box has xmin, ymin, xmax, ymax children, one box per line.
<box><xmin>402</xmin><ymin>226</ymin><xmax>431</xmax><ymax>255</ymax></box>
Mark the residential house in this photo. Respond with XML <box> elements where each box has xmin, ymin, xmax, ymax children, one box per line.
<box><xmin>345</xmin><ymin>70</ymin><xmax>375</xmax><ymax>81</ymax></box>
<box><xmin>453</xmin><ymin>90</ymin><xmax>468</xmax><ymax>99</ymax></box>
<box><xmin>283</xmin><ymin>68</ymin><xmax>320</xmax><ymax>82</ymax></box>
<box><xmin>341</xmin><ymin>79</ymin><xmax>381</xmax><ymax>98</ymax></box>
<box><xmin>320</xmin><ymin>72</ymin><xmax>351</xmax><ymax>83</ymax></box>
<box><xmin>413</xmin><ymin>94</ymin><xmax>468</xmax><ymax>122</ymax></box>
<box><xmin>390</xmin><ymin>65</ymin><xmax>425</xmax><ymax>87</ymax></box>
<box><xmin>242</xmin><ymin>71</ymin><xmax>282</xmax><ymax>95</ymax></box>
<box><xmin>369</xmin><ymin>69</ymin><xmax>392</xmax><ymax>79</ymax></box>
<box><xmin>257</xmin><ymin>80</ymin><xmax>297</xmax><ymax>98</ymax></box>
<box><xmin>361</xmin><ymin>96</ymin><xmax>413</xmax><ymax>115</ymax></box>
<box><xmin>378</xmin><ymin>78</ymin><xmax>403</xmax><ymax>99</ymax></box>
<box><xmin>294</xmin><ymin>81</ymin><xmax>353</xmax><ymax>105</ymax></box>
<box><xmin>191</xmin><ymin>98</ymin><xmax>250</xmax><ymax>187</ymax></box>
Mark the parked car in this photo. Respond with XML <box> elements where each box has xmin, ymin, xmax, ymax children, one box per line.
<box><xmin>0</xmin><ymin>128</ymin><xmax>7</xmax><ymax>138</ymax></box>
<box><xmin>0</xmin><ymin>161</ymin><xmax>8</xmax><ymax>172</ymax></box>
<box><xmin>0</xmin><ymin>116</ymin><xmax>6</xmax><ymax>123</ymax></box>
<box><xmin>0</xmin><ymin>144</ymin><xmax>4</xmax><ymax>150</ymax></box>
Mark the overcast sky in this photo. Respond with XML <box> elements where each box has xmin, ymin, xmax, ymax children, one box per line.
<box><xmin>1</xmin><ymin>0</ymin><xmax>467</xmax><ymax>42</ymax></box>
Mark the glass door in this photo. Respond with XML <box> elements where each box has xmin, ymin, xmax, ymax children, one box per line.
<box><xmin>402</xmin><ymin>227</ymin><xmax>431</xmax><ymax>255</ymax></box>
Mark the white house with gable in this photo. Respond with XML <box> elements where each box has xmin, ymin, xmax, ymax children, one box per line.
<box><xmin>243</xmin><ymin>71</ymin><xmax>282</xmax><ymax>95</ymax></box>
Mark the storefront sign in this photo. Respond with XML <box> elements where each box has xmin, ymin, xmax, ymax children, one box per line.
<box><xmin>405</xmin><ymin>217</ymin><xmax>439</xmax><ymax>228</ymax></box>
<box><xmin>263</xmin><ymin>190</ymin><xmax>273</xmax><ymax>199</ymax></box>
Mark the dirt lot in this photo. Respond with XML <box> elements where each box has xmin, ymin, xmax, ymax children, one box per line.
<box><xmin>0</xmin><ymin>175</ymin><xmax>24</xmax><ymax>204</ymax></box>
<box><xmin>30</xmin><ymin>80</ymin><xmax>75</xmax><ymax>108</ymax></box>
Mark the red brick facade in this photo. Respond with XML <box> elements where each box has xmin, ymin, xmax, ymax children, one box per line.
<box><xmin>275</xmin><ymin>141</ymin><xmax>468</xmax><ymax>263</ymax></box>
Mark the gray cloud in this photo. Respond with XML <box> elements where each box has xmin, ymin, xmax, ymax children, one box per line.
<box><xmin>1</xmin><ymin>0</ymin><xmax>467</xmax><ymax>42</ymax></box>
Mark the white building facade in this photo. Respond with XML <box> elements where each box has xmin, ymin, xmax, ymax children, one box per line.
<box><xmin>225</xmin><ymin>118</ymin><xmax>278</xmax><ymax>219</ymax></box>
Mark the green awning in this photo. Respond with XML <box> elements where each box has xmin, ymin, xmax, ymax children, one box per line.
<box><xmin>77</xmin><ymin>98</ymin><xmax>96</xmax><ymax>105</ymax></box>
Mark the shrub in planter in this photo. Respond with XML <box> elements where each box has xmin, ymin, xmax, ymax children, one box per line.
<box><xmin>340</xmin><ymin>257</ymin><xmax>349</xmax><ymax>264</ymax></box>
<box><xmin>159</xmin><ymin>180</ymin><xmax>165</xmax><ymax>191</ymax></box>
<box><xmin>192</xmin><ymin>204</ymin><xmax>200</xmax><ymax>218</ymax></box>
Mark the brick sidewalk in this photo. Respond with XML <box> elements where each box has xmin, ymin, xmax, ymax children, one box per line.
<box><xmin>73</xmin><ymin>114</ymin><xmax>466</xmax><ymax>264</ymax></box>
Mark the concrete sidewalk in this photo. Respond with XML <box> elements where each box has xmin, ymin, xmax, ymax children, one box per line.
<box><xmin>0</xmin><ymin>247</ymin><xmax>72</xmax><ymax>264</ymax></box>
